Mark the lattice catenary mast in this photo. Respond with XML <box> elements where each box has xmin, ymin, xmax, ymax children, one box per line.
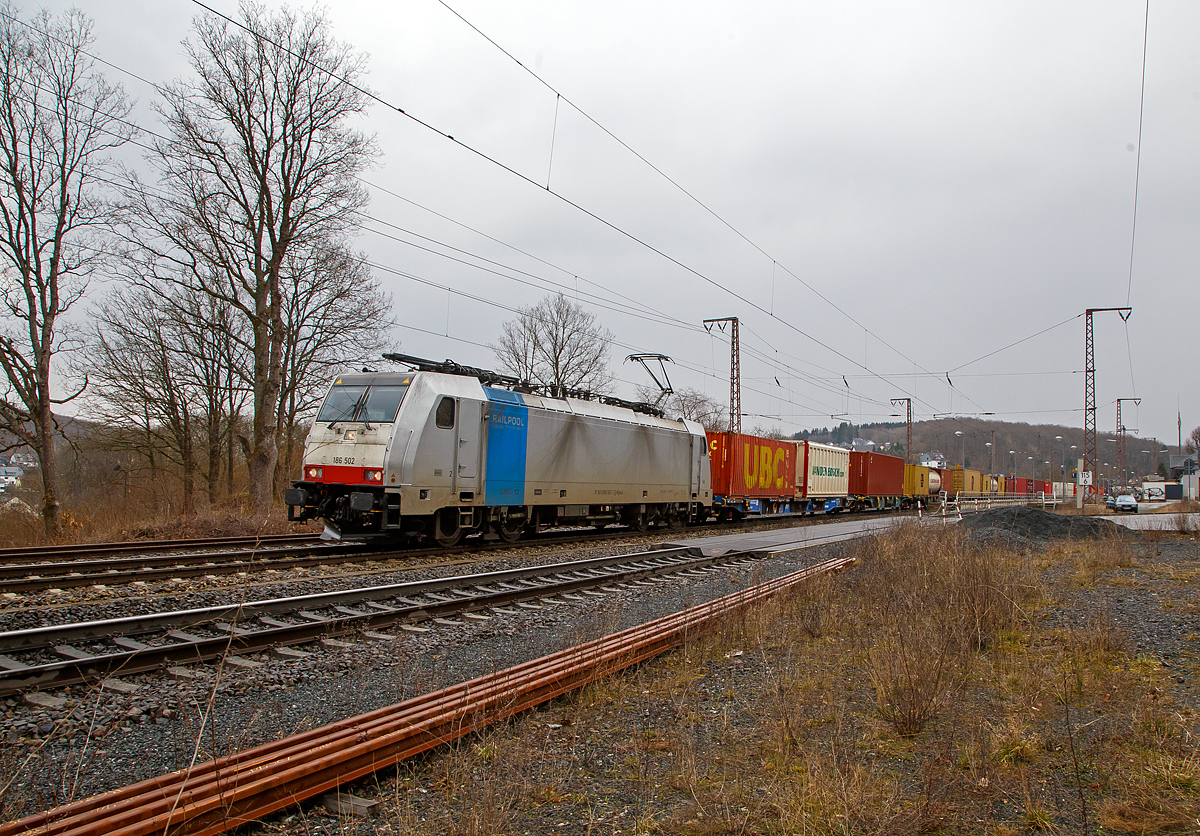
<box><xmin>703</xmin><ymin>317</ymin><xmax>740</xmax><ymax>434</ymax></box>
<box><xmin>891</xmin><ymin>398</ymin><xmax>912</xmax><ymax>464</ymax></box>
<box><xmin>1083</xmin><ymin>307</ymin><xmax>1131</xmax><ymax>500</ymax></box>
<box><xmin>1116</xmin><ymin>398</ymin><xmax>1140</xmax><ymax>489</ymax></box>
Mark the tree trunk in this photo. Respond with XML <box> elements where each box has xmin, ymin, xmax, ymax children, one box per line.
<box><xmin>226</xmin><ymin>414</ymin><xmax>235</xmax><ymax>499</ymax></box>
<box><xmin>206</xmin><ymin>409</ymin><xmax>222</xmax><ymax>507</ymax></box>
<box><xmin>247</xmin><ymin>311</ymin><xmax>282</xmax><ymax>518</ymax></box>
<box><xmin>36</xmin><ymin>397</ymin><xmax>60</xmax><ymax>540</ymax></box>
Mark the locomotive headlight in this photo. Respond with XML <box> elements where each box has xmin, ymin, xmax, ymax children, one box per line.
<box><xmin>363</xmin><ymin>468</ymin><xmax>383</xmax><ymax>483</ymax></box>
<box><xmin>305</xmin><ymin>466</ymin><xmax>323</xmax><ymax>480</ymax></box>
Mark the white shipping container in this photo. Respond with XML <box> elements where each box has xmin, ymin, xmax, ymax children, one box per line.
<box><xmin>802</xmin><ymin>441</ymin><xmax>850</xmax><ymax>498</ymax></box>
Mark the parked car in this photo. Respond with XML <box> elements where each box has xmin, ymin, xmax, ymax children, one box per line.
<box><xmin>1114</xmin><ymin>494</ymin><xmax>1138</xmax><ymax>513</ymax></box>
<box><xmin>1105</xmin><ymin>495</ymin><xmax>1116</xmax><ymax>509</ymax></box>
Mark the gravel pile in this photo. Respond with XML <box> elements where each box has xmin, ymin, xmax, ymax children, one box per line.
<box><xmin>959</xmin><ymin>506</ymin><xmax>1136</xmax><ymax>550</ymax></box>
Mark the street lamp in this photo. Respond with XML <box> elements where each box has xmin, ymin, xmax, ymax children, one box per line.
<box><xmin>1009</xmin><ymin>450</ymin><xmax>1016</xmax><ymax>477</ymax></box>
<box><xmin>985</xmin><ymin>441</ymin><xmax>993</xmax><ymax>474</ymax></box>
<box><xmin>1027</xmin><ymin>456</ymin><xmax>1033</xmax><ymax>478</ymax></box>
<box><xmin>1054</xmin><ymin>435</ymin><xmax>1063</xmax><ymax>488</ymax></box>
<box><xmin>955</xmin><ymin>430</ymin><xmax>964</xmax><ymax>467</ymax></box>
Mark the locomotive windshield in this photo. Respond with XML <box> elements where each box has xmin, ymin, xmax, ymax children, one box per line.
<box><xmin>317</xmin><ymin>383</ymin><xmax>408</xmax><ymax>425</ymax></box>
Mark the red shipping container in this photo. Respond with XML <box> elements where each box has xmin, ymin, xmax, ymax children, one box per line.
<box><xmin>1009</xmin><ymin>477</ymin><xmax>1029</xmax><ymax>494</ymax></box>
<box><xmin>849</xmin><ymin>451</ymin><xmax>905</xmax><ymax>496</ymax></box>
<box><xmin>1034</xmin><ymin>479</ymin><xmax>1049</xmax><ymax>495</ymax></box>
<box><xmin>706</xmin><ymin>432</ymin><xmax>797</xmax><ymax>500</ymax></box>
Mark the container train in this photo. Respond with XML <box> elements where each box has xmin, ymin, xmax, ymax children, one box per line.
<box><xmin>285</xmin><ymin>355</ymin><xmax>1042</xmax><ymax>542</ymax></box>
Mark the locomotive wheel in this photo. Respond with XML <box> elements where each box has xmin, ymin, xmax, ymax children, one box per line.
<box><xmin>496</xmin><ymin>514</ymin><xmax>523</xmax><ymax>543</ymax></box>
<box><xmin>434</xmin><ymin>509</ymin><xmax>463</xmax><ymax>548</ymax></box>
<box><xmin>631</xmin><ymin>510</ymin><xmax>650</xmax><ymax>532</ymax></box>
<box><xmin>665</xmin><ymin>509</ymin><xmax>684</xmax><ymax>530</ymax></box>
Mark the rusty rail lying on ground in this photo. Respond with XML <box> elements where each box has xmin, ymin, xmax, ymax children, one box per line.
<box><xmin>3</xmin><ymin>555</ymin><xmax>853</xmax><ymax>836</ymax></box>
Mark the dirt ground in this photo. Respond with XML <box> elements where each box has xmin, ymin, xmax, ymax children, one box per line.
<box><xmin>247</xmin><ymin>515</ymin><xmax>1200</xmax><ymax>834</ymax></box>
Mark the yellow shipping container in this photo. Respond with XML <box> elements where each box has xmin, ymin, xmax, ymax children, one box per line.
<box><xmin>904</xmin><ymin>463</ymin><xmax>931</xmax><ymax>497</ymax></box>
<box><xmin>949</xmin><ymin>467</ymin><xmax>982</xmax><ymax>494</ymax></box>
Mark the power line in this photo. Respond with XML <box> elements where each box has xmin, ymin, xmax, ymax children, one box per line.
<box><xmin>434</xmin><ymin>0</ymin><xmax>952</xmax><ymax>398</ymax></box>
<box><xmin>185</xmin><ymin>0</ymin><xmax>943</xmax><ymax>413</ymax></box>
<box><xmin>1127</xmin><ymin>0</ymin><xmax>1149</xmax><ymax>308</ymax></box>
<box><xmin>17</xmin><ymin>1</ymin><xmax>1093</xmax><ymax>432</ymax></box>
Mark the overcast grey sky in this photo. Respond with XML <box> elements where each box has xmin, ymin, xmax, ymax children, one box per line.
<box><xmin>38</xmin><ymin>1</ymin><xmax>1200</xmax><ymax>446</ymax></box>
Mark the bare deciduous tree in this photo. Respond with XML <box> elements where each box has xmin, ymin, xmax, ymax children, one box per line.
<box><xmin>0</xmin><ymin>6</ymin><xmax>133</xmax><ymax>537</ymax></box>
<box><xmin>274</xmin><ymin>245</ymin><xmax>392</xmax><ymax>494</ymax></box>
<box><xmin>492</xmin><ymin>294</ymin><xmax>614</xmax><ymax>395</ymax></box>
<box><xmin>129</xmin><ymin>3</ymin><xmax>375</xmax><ymax>517</ymax></box>
<box><xmin>634</xmin><ymin>385</ymin><xmax>728</xmax><ymax>431</ymax></box>
<box><xmin>83</xmin><ymin>290</ymin><xmax>203</xmax><ymax>515</ymax></box>
<box><xmin>750</xmin><ymin>424</ymin><xmax>787</xmax><ymax>441</ymax></box>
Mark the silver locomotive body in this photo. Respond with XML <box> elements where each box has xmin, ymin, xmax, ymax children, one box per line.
<box><xmin>286</xmin><ymin>370</ymin><xmax>712</xmax><ymax>542</ymax></box>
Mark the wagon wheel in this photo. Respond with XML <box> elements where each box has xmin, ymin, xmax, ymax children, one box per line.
<box><xmin>434</xmin><ymin>508</ymin><xmax>463</xmax><ymax>548</ymax></box>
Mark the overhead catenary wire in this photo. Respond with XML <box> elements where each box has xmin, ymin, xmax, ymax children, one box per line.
<box><xmin>432</xmin><ymin>0</ymin><xmax>957</xmax><ymax>398</ymax></box>
<box><xmin>184</xmin><ymin>0</ymin><xmax>945</xmax><ymax>414</ymax></box>
<box><xmin>1127</xmin><ymin>0</ymin><xmax>1149</xmax><ymax>309</ymax></box>
<box><xmin>45</xmin><ymin>1</ymin><xmax>1001</xmax><ymax>425</ymax></box>
<box><xmin>423</xmin><ymin>2</ymin><xmax>1094</xmax><ymax>432</ymax></box>
<box><xmin>8</xmin><ymin>1</ymin><xmax>1098</xmax><ymax>433</ymax></box>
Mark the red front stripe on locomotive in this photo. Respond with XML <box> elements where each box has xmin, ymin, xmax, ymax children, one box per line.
<box><xmin>303</xmin><ymin>464</ymin><xmax>384</xmax><ymax>485</ymax></box>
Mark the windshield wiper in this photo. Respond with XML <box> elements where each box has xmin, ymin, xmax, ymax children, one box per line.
<box><xmin>327</xmin><ymin>388</ymin><xmax>371</xmax><ymax>429</ymax></box>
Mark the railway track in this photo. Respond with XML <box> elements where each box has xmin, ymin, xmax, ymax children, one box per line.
<box><xmin>0</xmin><ymin>540</ymin><xmax>385</xmax><ymax>594</ymax></box>
<box><xmin>0</xmin><ymin>553</ymin><xmax>854</xmax><ymax>836</ymax></box>
<box><xmin>0</xmin><ymin>543</ymin><xmax>792</xmax><ymax>695</ymax></box>
<box><xmin>0</xmin><ymin>512</ymin><xmax>912</xmax><ymax>595</ymax></box>
<box><xmin>0</xmin><ymin>533</ymin><xmax>319</xmax><ymax>564</ymax></box>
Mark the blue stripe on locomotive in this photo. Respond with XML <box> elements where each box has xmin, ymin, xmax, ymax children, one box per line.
<box><xmin>483</xmin><ymin>387</ymin><xmax>528</xmax><ymax>505</ymax></box>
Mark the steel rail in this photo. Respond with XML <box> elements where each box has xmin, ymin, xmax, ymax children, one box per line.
<box><xmin>0</xmin><ymin>555</ymin><xmax>853</xmax><ymax>836</ymax></box>
<box><xmin>0</xmin><ymin>534</ymin><xmax>320</xmax><ymax>564</ymax></box>
<box><xmin>0</xmin><ymin>525</ymin><xmax>693</xmax><ymax>593</ymax></box>
<box><xmin>0</xmin><ymin>542</ymin><xmax>386</xmax><ymax>593</ymax></box>
<box><xmin>0</xmin><ymin>548</ymin><xmax>752</xmax><ymax>694</ymax></box>
<box><xmin>0</xmin><ymin>513</ymin><xmax>907</xmax><ymax>593</ymax></box>
<box><xmin>0</xmin><ymin>546</ymin><xmax>695</xmax><ymax>651</ymax></box>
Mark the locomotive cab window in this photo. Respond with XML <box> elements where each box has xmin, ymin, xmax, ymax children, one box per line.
<box><xmin>435</xmin><ymin>397</ymin><xmax>456</xmax><ymax>428</ymax></box>
<box><xmin>317</xmin><ymin>381</ymin><xmax>409</xmax><ymax>425</ymax></box>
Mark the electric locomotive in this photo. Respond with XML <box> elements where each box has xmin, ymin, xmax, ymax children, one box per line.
<box><xmin>285</xmin><ymin>355</ymin><xmax>713</xmax><ymax>543</ymax></box>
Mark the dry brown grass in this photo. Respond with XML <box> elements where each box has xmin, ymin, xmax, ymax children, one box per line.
<box><xmin>851</xmin><ymin>524</ymin><xmax>1036</xmax><ymax>736</ymax></box>
<box><xmin>0</xmin><ymin>496</ymin><xmax>317</xmax><ymax>548</ymax></box>
<box><xmin>289</xmin><ymin>526</ymin><xmax>1200</xmax><ymax>836</ymax></box>
<box><xmin>1054</xmin><ymin>530</ymin><xmax>1139</xmax><ymax>586</ymax></box>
